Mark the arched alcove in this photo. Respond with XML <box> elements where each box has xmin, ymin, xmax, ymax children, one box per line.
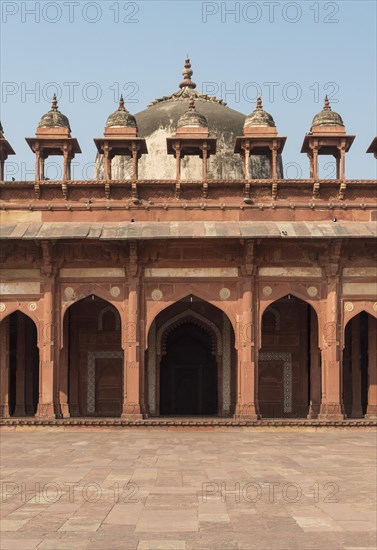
<box><xmin>259</xmin><ymin>294</ymin><xmax>320</xmax><ymax>418</ymax></box>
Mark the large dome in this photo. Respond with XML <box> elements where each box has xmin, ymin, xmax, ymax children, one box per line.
<box><xmin>94</xmin><ymin>59</ymin><xmax>283</xmax><ymax>180</ymax></box>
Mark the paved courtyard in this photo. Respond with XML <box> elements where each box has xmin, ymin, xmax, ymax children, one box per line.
<box><xmin>0</xmin><ymin>428</ymin><xmax>376</xmax><ymax>550</ymax></box>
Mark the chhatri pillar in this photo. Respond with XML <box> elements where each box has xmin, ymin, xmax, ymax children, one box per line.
<box><xmin>301</xmin><ymin>96</ymin><xmax>355</xmax><ymax>182</ymax></box>
<box><xmin>167</xmin><ymin>98</ymin><xmax>217</xmax><ymax>198</ymax></box>
<box><xmin>366</xmin><ymin>137</ymin><xmax>377</xmax><ymax>159</ymax></box>
<box><xmin>26</xmin><ymin>94</ymin><xmax>81</xmax><ymax>182</ymax></box>
<box><xmin>234</xmin><ymin>96</ymin><xmax>286</xmax><ymax>186</ymax></box>
<box><xmin>0</xmin><ymin>122</ymin><xmax>15</xmax><ymax>181</ymax></box>
<box><xmin>94</xmin><ymin>96</ymin><xmax>147</xmax><ymax>199</ymax></box>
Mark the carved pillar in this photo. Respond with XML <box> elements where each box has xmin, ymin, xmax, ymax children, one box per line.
<box><xmin>69</xmin><ymin>307</ymin><xmax>80</xmax><ymax>416</ymax></box>
<box><xmin>351</xmin><ymin>316</ymin><xmax>363</xmax><ymax>417</ymax></box>
<box><xmin>14</xmin><ymin>313</ymin><xmax>26</xmax><ymax>416</ymax></box>
<box><xmin>25</xmin><ymin>326</ymin><xmax>35</xmax><ymax>415</ymax></box>
<box><xmin>40</xmin><ymin>156</ymin><xmax>45</xmax><ymax>181</ymax></box>
<box><xmin>366</xmin><ymin>315</ymin><xmax>377</xmax><ymax>419</ymax></box>
<box><xmin>174</xmin><ymin>143</ymin><xmax>181</xmax><ymax>181</ymax></box>
<box><xmin>0</xmin><ymin>317</ymin><xmax>10</xmax><ymax>417</ymax></box>
<box><xmin>312</xmin><ymin>146</ymin><xmax>318</xmax><ymax>180</ymax></box>
<box><xmin>244</xmin><ymin>141</ymin><xmax>250</xmax><ymax>180</ymax></box>
<box><xmin>318</xmin><ymin>271</ymin><xmax>345</xmax><ymax>420</ymax></box>
<box><xmin>202</xmin><ymin>142</ymin><xmax>208</xmax><ymax>180</ymax></box>
<box><xmin>59</xmin><ymin>302</ymin><xmax>70</xmax><ymax>418</ymax></box>
<box><xmin>271</xmin><ymin>142</ymin><xmax>278</xmax><ymax>180</ymax></box>
<box><xmin>339</xmin><ymin>143</ymin><xmax>346</xmax><ymax>180</ymax></box>
<box><xmin>131</xmin><ymin>143</ymin><xmax>139</xmax><ymax>180</ymax></box>
<box><xmin>63</xmin><ymin>145</ymin><xmax>69</xmax><ymax>181</ymax></box>
<box><xmin>122</xmin><ymin>242</ymin><xmax>142</xmax><ymax>419</ymax></box>
<box><xmin>35</xmin><ymin>148</ymin><xmax>41</xmax><ymax>181</ymax></box>
<box><xmin>307</xmin><ymin>308</ymin><xmax>321</xmax><ymax>418</ymax></box>
<box><xmin>307</xmin><ymin>152</ymin><xmax>314</xmax><ymax>179</ymax></box>
<box><xmin>235</xmin><ymin>244</ymin><xmax>259</xmax><ymax>419</ymax></box>
<box><xmin>104</xmin><ymin>143</ymin><xmax>111</xmax><ymax>181</ymax></box>
<box><xmin>36</xmin><ymin>243</ymin><xmax>56</xmax><ymax>418</ymax></box>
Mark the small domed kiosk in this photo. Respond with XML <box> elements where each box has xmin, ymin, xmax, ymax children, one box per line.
<box><xmin>26</xmin><ymin>95</ymin><xmax>81</xmax><ymax>182</ymax></box>
<box><xmin>166</xmin><ymin>98</ymin><xmax>216</xmax><ymax>196</ymax></box>
<box><xmin>235</xmin><ymin>96</ymin><xmax>286</xmax><ymax>182</ymax></box>
<box><xmin>301</xmin><ymin>96</ymin><xmax>355</xmax><ymax>182</ymax></box>
<box><xmin>94</xmin><ymin>96</ymin><xmax>147</xmax><ymax>192</ymax></box>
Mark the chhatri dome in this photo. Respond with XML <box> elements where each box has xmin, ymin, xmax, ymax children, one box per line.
<box><xmin>310</xmin><ymin>96</ymin><xmax>344</xmax><ymax>131</ymax></box>
<box><xmin>38</xmin><ymin>94</ymin><xmax>71</xmax><ymax>131</ymax></box>
<box><xmin>106</xmin><ymin>95</ymin><xmax>137</xmax><ymax>129</ymax></box>
<box><xmin>94</xmin><ymin>58</ymin><xmax>283</xmax><ymax>179</ymax></box>
<box><xmin>244</xmin><ymin>96</ymin><xmax>276</xmax><ymax>129</ymax></box>
<box><xmin>177</xmin><ymin>97</ymin><xmax>208</xmax><ymax>129</ymax></box>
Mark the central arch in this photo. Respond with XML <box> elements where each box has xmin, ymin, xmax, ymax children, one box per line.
<box><xmin>160</xmin><ymin>321</ymin><xmax>217</xmax><ymax>415</ymax></box>
<box><xmin>146</xmin><ymin>296</ymin><xmax>235</xmax><ymax>417</ymax></box>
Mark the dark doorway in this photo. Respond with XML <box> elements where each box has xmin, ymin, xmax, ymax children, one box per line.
<box><xmin>160</xmin><ymin>322</ymin><xmax>218</xmax><ymax>415</ymax></box>
<box><xmin>8</xmin><ymin>312</ymin><xmax>39</xmax><ymax>416</ymax></box>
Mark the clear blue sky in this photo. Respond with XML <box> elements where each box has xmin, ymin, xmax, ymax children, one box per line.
<box><xmin>1</xmin><ymin>0</ymin><xmax>376</xmax><ymax>180</ymax></box>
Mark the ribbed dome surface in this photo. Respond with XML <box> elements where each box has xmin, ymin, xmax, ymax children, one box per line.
<box><xmin>244</xmin><ymin>97</ymin><xmax>276</xmax><ymax>129</ymax></box>
<box><xmin>38</xmin><ymin>95</ymin><xmax>70</xmax><ymax>130</ymax></box>
<box><xmin>106</xmin><ymin>96</ymin><xmax>137</xmax><ymax>129</ymax></box>
<box><xmin>311</xmin><ymin>96</ymin><xmax>344</xmax><ymax>130</ymax></box>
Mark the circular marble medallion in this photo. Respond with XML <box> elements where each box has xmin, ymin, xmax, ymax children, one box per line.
<box><xmin>110</xmin><ymin>286</ymin><xmax>120</xmax><ymax>297</ymax></box>
<box><xmin>344</xmin><ymin>302</ymin><xmax>354</xmax><ymax>312</ymax></box>
<box><xmin>219</xmin><ymin>288</ymin><xmax>231</xmax><ymax>300</ymax></box>
<box><xmin>307</xmin><ymin>286</ymin><xmax>318</xmax><ymax>297</ymax></box>
<box><xmin>151</xmin><ymin>289</ymin><xmax>163</xmax><ymax>301</ymax></box>
<box><xmin>262</xmin><ymin>286</ymin><xmax>273</xmax><ymax>297</ymax></box>
<box><xmin>28</xmin><ymin>302</ymin><xmax>37</xmax><ymax>312</ymax></box>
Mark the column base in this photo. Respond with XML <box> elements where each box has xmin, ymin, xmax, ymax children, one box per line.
<box><xmin>234</xmin><ymin>403</ymin><xmax>260</xmax><ymax>420</ymax></box>
<box><xmin>36</xmin><ymin>403</ymin><xmax>55</xmax><ymax>419</ymax></box>
<box><xmin>121</xmin><ymin>413</ymin><xmax>143</xmax><ymax>420</ymax></box>
<box><xmin>0</xmin><ymin>405</ymin><xmax>10</xmax><ymax>418</ymax></box>
<box><xmin>318</xmin><ymin>403</ymin><xmax>346</xmax><ymax>420</ymax></box>
<box><xmin>307</xmin><ymin>404</ymin><xmax>320</xmax><ymax>419</ymax></box>
<box><xmin>365</xmin><ymin>404</ymin><xmax>377</xmax><ymax>419</ymax></box>
<box><xmin>59</xmin><ymin>403</ymin><xmax>71</xmax><ymax>418</ymax></box>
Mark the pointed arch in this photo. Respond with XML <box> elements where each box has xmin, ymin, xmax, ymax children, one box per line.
<box><xmin>146</xmin><ymin>289</ymin><xmax>237</xmax><ymax>339</ymax></box>
<box><xmin>156</xmin><ymin>309</ymin><xmax>222</xmax><ymax>356</ymax></box>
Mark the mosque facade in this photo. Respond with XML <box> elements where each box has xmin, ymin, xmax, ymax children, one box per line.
<box><xmin>0</xmin><ymin>59</ymin><xmax>376</xmax><ymax>423</ymax></box>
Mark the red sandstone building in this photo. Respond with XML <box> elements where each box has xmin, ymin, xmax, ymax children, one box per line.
<box><xmin>0</xmin><ymin>60</ymin><xmax>376</xmax><ymax>423</ymax></box>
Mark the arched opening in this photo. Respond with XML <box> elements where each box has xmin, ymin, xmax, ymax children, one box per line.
<box><xmin>160</xmin><ymin>322</ymin><xmax>217</xmax><ymax>415</ymax></box>
<box><xmin>343</xmin><ymin>312</ymin><xmax>376</xmax><ymax>418</ymax></box>
<box><xmin>0</xmin><ymin>312</ymin><xmax>39</xmax><ymax>417</ymax></box>
<box><xmin>63</xmin><ymin>296</ymin><xmax>123</xmax><ymax>417</ymax></box>
<box><xmin>259</xmin><ymin>295</ymin><xmax>320</xmax><ymax>418</ymax></box>
<box><xmin>146</xmin><ymin>296</ymin><xmax>235</xmax><ymax>417</ymax></box>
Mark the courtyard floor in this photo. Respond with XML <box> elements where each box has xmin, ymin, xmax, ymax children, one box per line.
<box><xmin>0</xmin><ymin>427</ymin><xmax>376</xmax><ymax>550</ymax></box>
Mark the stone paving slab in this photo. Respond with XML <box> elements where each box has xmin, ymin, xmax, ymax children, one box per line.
<box><xmin>0</xmin><ymin>429</ymin><xmax>376</xmax><ymax>549</ymax></box>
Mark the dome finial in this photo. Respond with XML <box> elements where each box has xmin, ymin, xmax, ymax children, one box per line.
<box><xmin>179</xmin><ymin>56</ymin><xmax>197</xmax><ymax>90</ymax></box>
<box><xmin>256</xmin><ymin>96</ymin><xmax>263</xmax><ymax>110</ymax></box>
<box><xmin>118</xmin><ymin>95</ymin><xmax>126</xmax><ymax>111</ymax></box>
<box><xmin>51</xmin><ymin>93</ymin><xmax>58</xmax><ymax>112</ymax></box>
<box><xmin>324</xmin><ymin>95</ymin><xmax>331</xmax><ymax>110</ymax></box>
